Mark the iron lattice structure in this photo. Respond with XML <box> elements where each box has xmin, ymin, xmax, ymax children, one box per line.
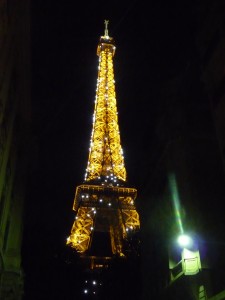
<box><xmin>67</xmin><ymin>21</ymin><xmax>140</xmax><ymax>267</ymax></box>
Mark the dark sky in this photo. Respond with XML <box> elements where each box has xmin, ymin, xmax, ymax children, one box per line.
<box><xmin>22</xmin><ymin>1</ymin><xmax>225</xmax><ymax>299</ymax></box>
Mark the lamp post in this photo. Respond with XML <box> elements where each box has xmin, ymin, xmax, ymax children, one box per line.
<box><xmin>169</xmin><ymin>233</ymin><xmax>201</xmax><ymax>282</ymax></box>
<box><xmin>165</xmin><ymin>233</ymin><xmax>207</xmax><ymax>300</ymax></box>
<box><xmin>177</xmin><ymin>234</ymin><xmax>201</xmax><ymax>276</ymax></box>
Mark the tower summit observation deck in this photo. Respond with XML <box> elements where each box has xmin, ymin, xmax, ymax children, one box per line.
<box><xmin>66</xmin><ymin>21</ymin><xmax>140</xmax><ymax>269</ymax></box>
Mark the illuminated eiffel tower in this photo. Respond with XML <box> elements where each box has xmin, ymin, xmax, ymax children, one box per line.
<box><xmin>67</xmin><ymin>21</ymin><xmax>140</xmax><ymax>269</ymax></box>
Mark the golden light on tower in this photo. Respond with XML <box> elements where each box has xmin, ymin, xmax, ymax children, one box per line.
<box><xmin>85</xmin><ymin>20</ymin><xmax>126</xmax><ymax>183</ymax></box>
<box><xmin>67</xmin><ymin>21</ymin><xmax>140</xmax><ymax>267</ymax></box>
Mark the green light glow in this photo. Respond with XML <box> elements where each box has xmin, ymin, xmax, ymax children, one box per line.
<box><xmin>168</xmin><ymin>173</ymin><xmax>184</xmax><ymax>234</ymax></box>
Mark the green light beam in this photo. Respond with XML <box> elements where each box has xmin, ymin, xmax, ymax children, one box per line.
<box><xmin>168</xmin><ymin>173</ymin><xmax>184</xmax><ymax>235</ymax></box>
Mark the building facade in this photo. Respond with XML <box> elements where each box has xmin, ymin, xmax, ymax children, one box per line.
<box><xmin>140</xmin><ymin>1</ymin><xmax>225</xmax><ymax>299</ymax></box>
<box><xmin>0</xmin><ymin>1</ymin><xmax>31</xmax><ymax>299</ymax></box>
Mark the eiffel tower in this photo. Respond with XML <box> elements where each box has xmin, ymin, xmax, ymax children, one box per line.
<box><xmin>67</xmin><ymin>21</ymin><xmax>140</xmax><ymax>269</ymax></box>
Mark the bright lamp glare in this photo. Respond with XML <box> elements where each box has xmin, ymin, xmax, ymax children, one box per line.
<box><xmin>177</xmin><ymin>234</ymin><xmax>193</xmax><ymax>248</ymax></box>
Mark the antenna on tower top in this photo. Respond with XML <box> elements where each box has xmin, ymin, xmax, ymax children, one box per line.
<box><xmin>104</xmin><ymin>20</ymin><xmax>109</xmax><ymax>37</ymax></box>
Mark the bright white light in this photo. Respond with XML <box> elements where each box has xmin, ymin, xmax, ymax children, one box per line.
<box><xmin>92</xmin><ymin>281</ymin><xmax>96</xmax><ymax>285</ymax></box>
<box><xmin>177</xmin><ymin>234</ymin><xmax>193</xmax><ymax>248</ymax></box>
<box><xmin>84</xmin><ymin>289</ymin><xmax>88</xmax><ymax>294</ymax></box>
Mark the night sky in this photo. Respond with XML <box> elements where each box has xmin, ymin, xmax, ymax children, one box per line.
<box><xmin>21</xmin><ymin>1</ymin><xmax>225</xmax><ymax>299</ymax></box>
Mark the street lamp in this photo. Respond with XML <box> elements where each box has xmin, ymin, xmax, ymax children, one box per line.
<box><xmin>177</xmin><ymin>234</ymin><xmax>193</xmax><ymax>249</ymax></box>
<box><xmin>175</xmin><ymin>233</ymin><xmax>201</xmax><ymax>277</ymax></box>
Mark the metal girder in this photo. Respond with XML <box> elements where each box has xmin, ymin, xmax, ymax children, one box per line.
<box><xmin>85</xmin><ymin>41</ymin><xmax>126</xmax><ymax>182</ymax></box>
<box><xmin>67</xmin><ymin>27</ymin><xmax>140</xmax><ymax>266</ymax></box>
<box><xmin>67</xmin><ymin>207</ymin><xmax>96</xmax><ymax>253</ymax></box>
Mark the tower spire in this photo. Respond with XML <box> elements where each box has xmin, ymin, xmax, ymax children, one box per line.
<box><xmin>104</xmin><ymin>19</ymin><xmax>109</xmax><ymax>37</ymax></box>
<box><xmin>85</xmin><ymin>20</ymin><xmax>125</xmax><ymax>183</ymax></box>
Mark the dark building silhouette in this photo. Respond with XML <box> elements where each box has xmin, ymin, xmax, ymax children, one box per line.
<box><xmin>140</xmin><ymin>1</ymin><xmax>225</xmax><ymax>299</ymax></box>
<box><xmin>0</xmin><ymin>1</ymin><xmax>31</xmax><ymax>299</ymax></box>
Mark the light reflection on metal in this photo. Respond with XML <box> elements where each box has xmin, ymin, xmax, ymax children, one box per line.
<box><xmin>84</xmin><ymin>22</ymin><xmax>126</xmax><ymax>183</ymax></box>
<box><xmin>67</xmin><ymin>22</ymin><xmax>140</xmax><ymax>265</ymax></box>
